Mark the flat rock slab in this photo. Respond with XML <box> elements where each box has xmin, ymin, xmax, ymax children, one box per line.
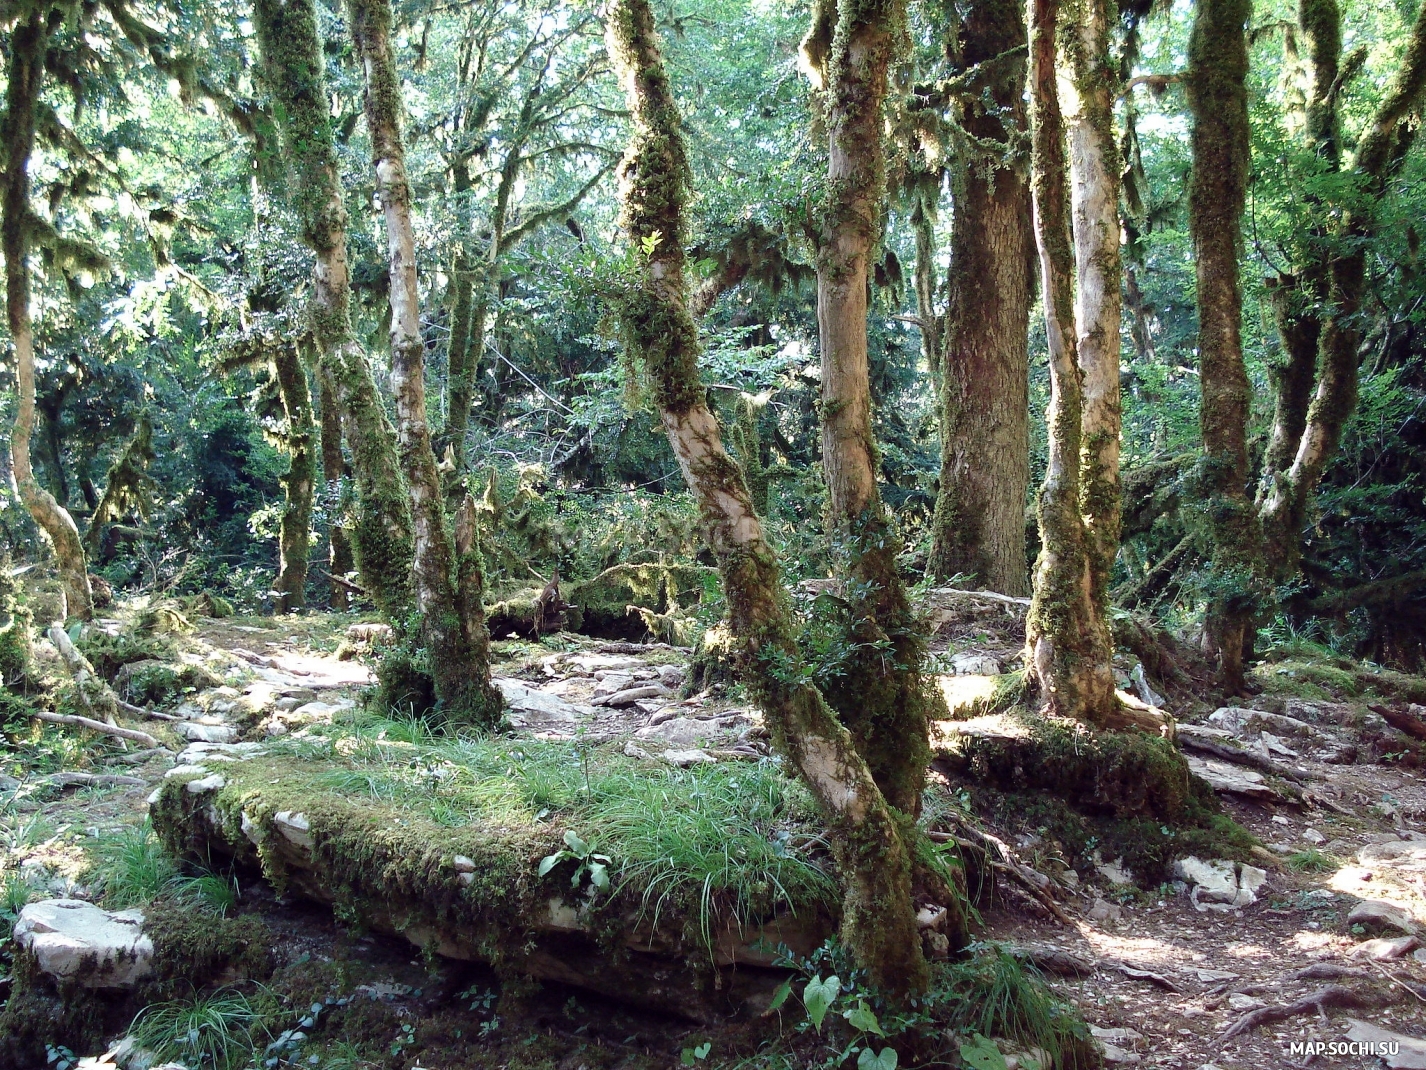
<box><xmin>1185</xmin><ymin>756</ymin><xmax>1287</xmax><ymax>801</ymax></box>
<box><xmin>1172</xmin><ymin>856</ymin><xmax>1267</xmax><ymax>908</ymax></box>
<box><xmin>14</xmin><ymin>899</ymin><xmax>153</xmax><ymax>988</ymax></box>
<box><xmin>1348</xmin><ymin>899</ymin><xmax>1420</xmax><ymax>935</ymax></box>
<box><xmin>634</xmin><ymin>716</ymin><xmax>744</xmax><ymax>748</ymax></box>
<box><xmin>1345</xmin><ymin>1019</ymin><xmax>1426</xmax><ymax>1069</ymax></box>
<box><xmin>1359</xmin><ymin>840</ymin><xmax>1426</xmax><ymax>872</ymax></box>
<box><xmin>494</xmin><ymin>679</ymin><xmax>596</xmax><ymax>727</ymax></box>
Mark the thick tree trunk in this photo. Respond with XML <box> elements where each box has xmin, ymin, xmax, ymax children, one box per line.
<box><xmin>1024</xmin><ymin>0</ymin><xmax>1117</xmax><ymax>724</ymax></box>
<box><xmin>2</xmin><ymin>13</ymin><xmax>93</xmax><ymax>622</ymax></box>
<box><xmin>805</xmin><ymin>0</ymin><xmax>932</xmax><ymax>816</ymax></box>
<box><xmin>1187</xmin><ymin>0</ymin><xmax>1261</xmax><ymax>692</ymax></box>
<box><xmin>928</xmin><ymin>0</ymin><xmax>1033</xmax><ymax>595</ymax></box>
<box><xmin>606</xmin><ymin>0</ymin><xmax>930</xmax><ymax>996</ymax></box>
<box><xmin>1063</xmin><ymin>0</ymin><xmax>1123</xmax><ymax>621</ymax></box>
<box><xmin>317</xmin><ymin>366</ymin><xmax>353</xmax><ymax>610</ymax></box>
<box><xmin>272</xmin><ymin>343</ymin><xmax>316</xmax><ymax>613</ymax></box>
<box><xmin>348</xmin><ymin>0</ymin><xmax>503</xmax><ymax>725</ymax></box>
<box><xmin>252</xmin><ymin>0</ymin><xmax>414</xmax><ymax>621</ymax></box>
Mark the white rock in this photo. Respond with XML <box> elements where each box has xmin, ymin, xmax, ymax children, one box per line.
<box><xmin>634</xmin><ymin>716</ymin><xmax>730</xmax><ymax>748</ymax></box>
<box><xmin>1090</xmin><ymin>1027</ymin><xmax>1144</xmax><ymax>1046</ymax></box>
<box><xmin>1302</xmin><ymin>827</ymin><xmax>1326</xmax><ymax>845</ymax></box>
<box><xmin>1098</xmin><ymin>1043</ymin><xmax>1141</xmax><ymax>1065</ymax></box>
<box><xmin>290</xmin><ymin>700</ymin><xmax>349</xmax><ymax>720</ymax></box>
<box><xmin>178</xmin><ymin>723</ymin><xmax>238</xmax><ymax>744</ymax></box>
<box><xmin>1185</xmin><ymin>757</ymin><xmax>1285</xmax><ymax>801</ymax></box>
<box><xmin>273</xmin><ymin>810</ymin><xmax>313</xmax><ymax>851</ymax></box>
<box><xmin>1235</xmin><ymin>864</ymin><xmax>1268</xmax><ymax>907</ymax></box>
<box><xmin>562</xmin><ymin>654</ymin><xmax>644</xmax><ymax>675</ymax></box>
<box><xmin>1097</xmin><ymin>858</ymin><xmax>1134</xmax><ymax>885</ymax></box>
<box><xmin>184</xmin><ymin>773</ymin><xmax>226</xmax><ymax>794</ymax></box>
<box><xmin>164</xmin><ymin>764</ymin><xmax>210</xmax><ymax>779</ymax></box>
<box><xmin>1345</xmin><ymin>1019</ymin><xmax>1426</xmax><ymax>1069</ymax></box>
<box><xmin>241</xmin><ymin>810</ymin><xmax>265</xmax><ymax>847</ymax></box>
<box><xmin>1348</xmin><ymin>899</ymin><xmax>1419</xmax><ymax>935</ymax></box>
<box><xmin>457</xmin><ymin>872</ymin><xmax>474</xmax><ymax>887</ymax></box>
<box><xmin>594</xmin><ymin>683</ymin><xmax>671</xmax><ymax>708</ymax></box>
<box><xmin>1173</xmin><ymin>857</ymin><xmax>1238</xmax><ymax>903</ymax></box>
<box><xmin>1227</xmin><ymin>993</ymin><xmax>1265</xmax><ymax>1011</ymax></box>
<box><xmin>14</xmin><ymin>899</ymin><xmax>154</xmax><ymax>988</ymax></box>
<box><xmin>494</xmin><ymin>679</ymin><xmax>591</xmax><ymax>726</ymax></box>
<box><xmin>1350</xmin><ymin>935</ymin><xmax>1420</xmax><ymax>960</ymax></box>
<box><xmin>1358</xmin><ymin>840</ymin><xmax>1426</xmax><ymax>872</ymax></box>
<box><xmin>951</xmin><ymin>653</ymin><xmax>1002</xmax><ymax>676</ymax></box>
<box><xmin>1196</xmin><ymin>969</ymin><xmax>1239</xmax><ymax>983</ymax></box>
<box><xmin>452</xmin><ymin>855</ymin><xmax>475</xmax><ymax>873</ymax></box>
<box><xmin>661</xmin><ymin>748</ymin><xmax>716</xmax><ymax>766</ymax></box>
<box><xmin>1085</xmin><ymin>898</ymin><xmax>1123</xmax><ymax>925</ymax></box>
<box><xmin>657</xmin><ymin>664</ymin><xmax>686</xmax><ymax>688</ymax></box>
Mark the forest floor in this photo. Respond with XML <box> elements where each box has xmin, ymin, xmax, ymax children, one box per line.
<box><xmin>7</xmin><ymin>594</ymin><xmax>1426</xmax><ymax>1069</ymax></box>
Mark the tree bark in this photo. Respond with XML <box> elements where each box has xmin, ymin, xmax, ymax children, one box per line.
<box><xmin>928</xmin><ymin>0</ymin><xmax>1034</xmax><ymax>596</ymax></box>
<box><xmin>347</xmin><ymin>0</ymin><xmax>503</xmax><ymax>725</ymax></box>
<box><xmin>272</xmin><ymin>342</ymin><xmax>316</xmax><ymax>613</ymax></box>
<box><xmin>1</xmin><ymin>12</ymin><xmax>94</xmax><ymax>622</ymax></box>
<box><xmin>1063</xmin><ymin>0</ymin><xmax>1123</xmax><ymax>622</ymax></box>
<box><xmin>1187</xmin><ymin>0</ymin><xmax>1261</xmax><ymax>692</ymax></box>
<box><xmin>252</xmin><ymin>0</ymin><xmax>414</xmax><ymax>621</ymax></box>
<box><xmin>804</xmin><ymin>0</ymin><xmax>932</xmax><ymax>817</ymax></box>
<box><xmin>317</xmin><ymin>366</ymin><xmax>354</xmax><ymax>610</ymax></box>
<box><xmin>606</xmin><ymin>0</ymin><xmax>930</xmax><ymax>997</ymax></box>
<box><xmin>1024</xmin><ymin>0</ymin><xmax>1117</xmax><ymax>724</ymax></box>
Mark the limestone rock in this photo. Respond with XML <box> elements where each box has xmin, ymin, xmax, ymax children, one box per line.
<box><xmin>178</xmin><ymin>722</ymin><xmax>238</xmax><ymax>744</ymax></box>
<box><xmin>14</xmin><ymin>899</ymin><xmax>154</xmax><ymax>988</ymax></box>
<box><xmin>1345</xmin><ymin>1019</ymin><xmax>1426</xmax><ymax>1069</ymax></box>
<box><xmin>185</xmin><ymin>773</ymin><xmax>226</xmax><ymax>794</ymax></box>
<box><xmin>593</xmin><ymin>683</ymin><xmax>671</xmax><ymax>708</ymax></box>
<box><xmin>494</xmin><ymin>679</ymin><xmax>590</xmax><ymax>726</ymax></box>
<box><xmin>164</xmin><ymin>764</ymin><xmax>210</xmax><ymax>779</ymax></box>
<box><xmin>635</xmin><ymin>716</ymin><xmax>739</xmax><ymax>748</ymax></box>
<box><xmin>1185</xmin><ymin>756</ymin><xmax>1286</xmax><ymax>802</ymax></box>
<box><xmin>1096</xmin><ymin>858</ymin><xmax>1134</xmax><ymax>886</ymax></box>
<box><xmin>1348</xmin><ymin>899</ymin><xmax>1419</xmax><ymax>935</ymax></box>
<box><xmin>1351</xmin><ymin>935</ymin><xmax>1420</xmax><ymax>960</ymax></box>
<box><xmin>1085</xmin><ymin>898</ymin><xmax>1123</xmax><ymax>925</ymax></box>
<box><xmin>1227</xmin><ymin>993</ymin><xmax>1265</xmax><ymax>1011</ymax></box>
<box><xmin>951</xmin><ymin>652</ymin><xmax>1002</xmax><ymax>676</ymax></box>
<box><xmin>661</xmin><ymin>748</ymin><xmax>716</xmax><ymax>766</ymax></box>
<box><xmin>1173</xmin><ymin>857</ymin><xmax>1238</xmax><ymax>903</ymax></box>
<box><xmin>273</xmin><ymin>810</ymin><xmax>313</xmax><ymax>851</ymax></box>
<box><xmin>1358</xmin><ymin>840</ymin><xmax>1426</xmax><ymax>872</ymax></box>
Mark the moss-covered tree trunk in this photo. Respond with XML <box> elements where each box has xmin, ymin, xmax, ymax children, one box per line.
<box><xmin>1187</xmin><ymin>0</ymin><xmax>1261</xmax><ymax>692</ymax></box>
<box><xmin>927</xmin><ymin>0</ymin><xmax>1034</xmax><ymax>595</ymax></box>
<box><xmin>2</xmin><ymin>12</ymin><xmax>94</xmax><ymax>622</ymax></box>
<box><xmin>1064</xmin><ymin>0</ymin><xmax>1123</xmax><ymax>626</ymax></box>
<box><xmin>317</xmin><ymin>367</ymin><xmax>354</xmax><ymax>610</ymax></box>
<box><xmin>347</xmin><ymin>0</ymin><xmax>503</xmax><ymax>725</ymax></box>
<box><xmin>1258</xmin><ymin>0</ymin><xmax>1426</xmax><ymax>573</ymax></box>
<box><xmin>251</xmin><ymin>0</ymin><xmax>414</xmax><ymax>621</ymax></box>
<box><xmin>272</xmin><ymin>342</ymin><xmax>316</xmax><ymax>613</ymax></box>
<box><xmin>605</xmin><ymin>0</ymin><xmax>930</xmax><ymax>997</ymax></box>
<box><xmin>801</xmin><ymin>0</ymin><xmax>932</xmax><ymax>817</ymax></box>
<box><xmin>1024</xmin><ymin>0</ymin><xmax>1117</xmax><ymax>724</ymax></box>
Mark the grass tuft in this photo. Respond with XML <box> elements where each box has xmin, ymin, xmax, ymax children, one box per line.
<box><xmin>129</xmin><ymin>988</ymin><xmax>269</xmax><ymax>1070</ymax></box>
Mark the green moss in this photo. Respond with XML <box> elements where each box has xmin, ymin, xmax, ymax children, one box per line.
<box><xmin>142</xmin><ymin>899</ymin><xmax>274</xmax><ymax>997</ymax></box>
<box><xmin>76</xmin><ymin>629</ymin><xmax>176</xmax><ymax>681</ymax></box>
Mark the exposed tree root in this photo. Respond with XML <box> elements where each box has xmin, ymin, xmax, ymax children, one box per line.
<box><xmin>1219</xmin><ymin>985</ymin><xmax>1372</xmax><ymax>1042</ymax></box>
<box><xmin>32</xmin><ymin>711</ymin><xmax>160</xmax><ymax>748</ymax></box>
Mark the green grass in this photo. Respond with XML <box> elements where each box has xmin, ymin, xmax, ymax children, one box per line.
<box><xmin>261</xmin><ymin>712</ymin><xmax>840</xmax><ymax>943</ymax></box>
<box><xmin>91</xmin><ymin>820</ymin><xmax>238</xmax><ymax>912</ymax></box>
<box><xmin>129</xmin><ymin>988</ymin><xmax>270</xmax><ymax>1070</ymax></box>
<box><xmin>1286</xmin><ymin>848</ymin><xmax>1334</xmax><ymax>873</ymax></box>
<box><xmin>934</xmin><ymin>946</ymin><xmax>1090</xmax><ymax>1066</ymax></box>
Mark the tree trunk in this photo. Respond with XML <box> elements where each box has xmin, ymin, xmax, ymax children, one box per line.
<box><xmin>272</xmin><ymin>342</ymin><xmax>316</xmax><ymax>613</ymax></box>
<box><xmin>252</xmin><ymin>0</ymin><xmax>414</xmax><ymax>621</ymax></box>
<box><xmin>1</xmin><ymin>13</ymin><xmax>93</xmax><ymax>622</ymax></box>
<box><xmin>606</xmin><ymin>0</ymin><xmax>930</xmax><ymax>997</ymax></box>
<box><xmin>1187</xmin><ymin>0</ymin><xmax>1261</xmax><ymax>692</ymax></box>
<box><xmin>1261</xmin><ymin>274</ymin><xmax>1321</xmax><ymax>492</ymax></box>
<box><xmin>804</xmin><ymin>0</ymin><xmax>932</xmax><ymax>817</ymax></box>
<box><xmin>928</xmin><ymin>0</ymin><xmax>1034</xmax><ymax>595</ymax></box>
<box><xmin>910</xmin><ymin>185</ymin><xmax>941</xmax><ymax>387</ymax></box>
<box><xmin>317</xmin><ymin>366</ymin><xmax>353</xmax><ymax>610</ymax></box>
<box><xmin>1024</xmin><ymin>0</ymin><xmax>1117</xmax><ymax>724</ymax></box>
<box><xmin>348</xmin><ymin>0</ymin><xmax>503</xmax><ymax>725</ymax></box>
<box><xmin>1063</xmin><ymin>0</ymin><xmax>1123</xmax><ymax>622</ymax></box>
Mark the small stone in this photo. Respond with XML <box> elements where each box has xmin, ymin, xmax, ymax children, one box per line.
<box><xmin>178</xmin><ymin>722</ymin><xmax>238</xmax><ymax>744</ymax></box>
<box><xmin>1086</xmin><ymin>898</ymin><xmax>1123</xmax><ymax>925</ymax></box>
<box><xmin>1098</xmin><ymin>1043</ymin><xmax>1141</xmax><ymax>1064</ymax></box>
<box><xmin>1196</xmin><ymin>969</ymin><xmax>1239</xmax><ymax>982</ymax></box>
<box><xmin>274</xmin><ymin>697</ymin><xmax>301</xmax><ymax>712</ymax></box>
<box><xmin>1173</xmin><ymin>857</ymin><xmax>1238</xmax><ymax>903</ymax></box>
<box><xmin>594</xmin><ymin>683</ymin><xmax>671</xmax><ymax>708</ymax></box>
<box><xmin>1348</xmin><ymin>899</ymin><xmax>1420</xmax><ymax>936</ymax></box>
<box><xmin>452</xmin><ymin>855</ymin><xmax>475</xmax><ymax>873</ymax></box>
<box><xmin>1350</xmin><ymin>935</ymin><xmax>1419</xmax><ymax>960</ymax></box>
<box><xmin>457</xmin><ymin>872</ymin><xmax>474</xmax><ymax>887</ymax></box>
<box><xmin>661</xmin><ymin>748</ymin><xmax>716</xmax><ymax>766</ymax></box>
<box><xmin>273</xmin><ymin>810</ymin><xmax>314</xmax><ymax>851</ymax></box>
<box><xmin>185</xmin><ymin>773</ymin><xmax>226</xmax><ymax>794</ymax></box>
<box><xmin>164</xmin><ymin>764</ymin><xmax>210</xmax><ymax>779</ymax></box>
<box><xmin>1302</xmin><ymin>827</ymin><xmax>1326</xmax><ymax>845</ymax></box>
<box><xmin>241</xmin><ymin>810</ymin><xmax>265</xmax><ymax>847</ymax></box>
<box><xmin>1235</xmin><ymin>864</ymin><xmax>1268</xmax><ymax>907</ymax></box>
<box><xmin>145</xmin><ymin>788</ymin><xmax>161</xmax><ymax>806</ymax></box>
<box><xmin>1090</xmin><ymin>1027</ymin><xmax>1144</xmax><ymax>1046</ymax></box>
<box><xmin>1227</xmin><ymin>993</ymin><xmax>1265</xmax><ymax>1011</ymax></box>
<box><xmin>1097</xmin><ymin>858</ymin><xmax>1134</xmax><ymax>885</ymax></box>
<box><xmin>951</xmin><ymin>652</ymin><xmax>1002</xmax><ymax>676</ymax></box>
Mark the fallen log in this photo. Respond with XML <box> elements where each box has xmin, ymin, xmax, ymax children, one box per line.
<box><xmin>32</xmin><ymin>711</ymin><xmax>161</xmax><ymax>749</ymax></box>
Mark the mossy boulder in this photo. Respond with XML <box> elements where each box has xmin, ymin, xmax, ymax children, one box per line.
<box><xmin>114</xmin><ymin>659</ymin><xmax>223</xmax><ymax>708</ymax></box>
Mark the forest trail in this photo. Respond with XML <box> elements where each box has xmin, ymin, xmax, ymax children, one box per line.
<box><xmin>6</xmin><ymin>597</ymin><xmax>1426</xmax><ymax>1066</ymax></box>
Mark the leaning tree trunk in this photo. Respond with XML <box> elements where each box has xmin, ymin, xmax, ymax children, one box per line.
<box><xmin>317</xmin><ymin>367</ymin><xmax>354</xmax><ymax>610</ymax></box>
<box><xmin>1</xmin><ymin>13</ymin><xmax>93</xmax><ymax>622</ymax></box>
<box><xmin>1024</xmin><ymin>0</ymin><xmax>1117</xmax><ymax>724</ymax></box>
<box><xmin>928</xmin><ymin>0</ymin><xmax>1034</xmax><ymax>595</ymax></box>
<box><xmin>1258</xmin><ymin>0</ymin><xmax>1426</xmax><ymax>572</ymax></box>
<box><xmin>1187</xmin><ymin>0</ymin><xmax>1262</xmax><ymax>692</ymax></box>
<box><xmin>252</xmin><ymin>0</ymin><xmax>414</xmax><ymax>621</ymax></box>
<box><xmin>803</xmin><ymin>0</ymin><xmax>932</xmax><ymax>817</ymax></box>
<box><xmin>606</xmin><ymin>0</ymin><xmax>930</xmax><ymax>997</ymax></box>
<box><xmin>348</xmin><ymin>0</ymin><xmax>503</xmax><ymax>725</ymax></box>
<box><xmin>272</xmin><ymin>342</ymin><xmax>316</xmax><ymax>613</ymax></box>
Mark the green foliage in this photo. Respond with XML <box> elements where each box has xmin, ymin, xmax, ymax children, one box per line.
<box><xmin>128</xmin><ymin>989</ymin><xmax>271</xmax><ymax>1070</ymax></box>
<box><xmin>92</xmin><ymin>821</ymin><xmax>178</xmax><ymax>908</ymax></box>
<box><xmin>1287</xmin><ymin>848</ymin><xmax>1334</xmax><ymax>872</ymax></box>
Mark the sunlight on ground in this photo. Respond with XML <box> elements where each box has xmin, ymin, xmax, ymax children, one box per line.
<box><xmin>935</xmin><ymin>674</ymin><xmax>1000</xmax><ymax>713</ymax></box>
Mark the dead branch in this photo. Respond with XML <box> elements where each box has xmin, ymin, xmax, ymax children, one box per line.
<box><xmin>929</xmin><ymin>825</ymin><xmax>1075</xmax><ymax>925</ymax></box>
<box><xmin>1176</xmin><ymin>728</ymin><xmax>1307</xmax><ymax>782</ymax></box>
<box><xmin>32</xmin><ymin>710</ymin><xmax>161</xmax><ymax>748</ymax></box>
<box><xmin>44</xmin><ymin>771</ymin><xmax>146</xmax><ymax>789</ymax></box>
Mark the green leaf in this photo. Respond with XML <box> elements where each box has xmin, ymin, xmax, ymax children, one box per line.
<box><xmin>844</xmin><ymin>999</ymin><xmax>883</xmax><ymax>1036</ymax></box>
<box><xmin>694</xmin><ymin>1043</ymin><xmax>710</xmax><ymax>1059</ymax></box>
<box><xmin>857</xmin><ymin>1047</ymin><xmax>898</xmax><ymax>1070</ymax></box>
<box><xmin>563</xmin><ymin>830</ymin><xmax>588</xmax><ymax>856</ymax></box>
<box><xmin>587</xmin><ymin>862</ymin><xmax>609</xmax><ymax>890</ymax></box>
<box><xmin>537</xmin><ymin>852</ymin><xmax>563</xmax><ymax>877</ymax></box>
<box><xmin>802</xmin><ymin>974</ymin><xmax>839</xmax><ymax>1032</ymax></box>
<box><xmin>765</xmin><ymin>978</ymin><xmax>793</xmax><ymax>1014</ymax></box>
<box><xmin>959</xmin><ymin>1034</ymin><xmax>1008</xmax><ymax>1070</ymax></box>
